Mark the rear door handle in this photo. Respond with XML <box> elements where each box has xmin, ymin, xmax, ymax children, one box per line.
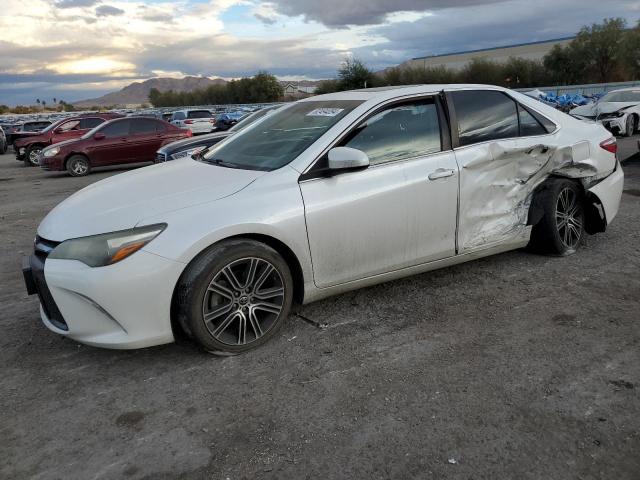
<box><xmin>428</xmin><ymin>168</ymin><xmax>455</xmax><ymax>180</ymax></box>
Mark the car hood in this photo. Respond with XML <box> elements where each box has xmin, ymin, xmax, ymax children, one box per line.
<box><xmin>44</xmin><ymin>138</ymin><xmax>80</xmax><ymax>151</ymax></box>
<box><xmin>38</xmin><ymin>159</ymin><xmax>264</xmax><ymax>241</ymax></box>
<box><xmin>571</xmin><ymin>101</ymin><xmax>638</xmax><ymax>117</ymax></box>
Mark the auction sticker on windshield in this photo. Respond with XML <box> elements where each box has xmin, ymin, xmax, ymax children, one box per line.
<box><xmin>306</xmin><ymin>108</ymin><xmax>345</xmax><ymax>117</ymax></box>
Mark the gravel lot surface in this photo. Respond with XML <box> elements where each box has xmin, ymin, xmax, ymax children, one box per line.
<box><xmin>1</xmin><ymin>143</ymin><xmax>639</xmax><ymax>480</ymax></box>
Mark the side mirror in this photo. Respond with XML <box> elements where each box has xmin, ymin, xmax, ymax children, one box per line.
<box><xmin>94</xmin><ymin>132</ymin><xmax>106</xmax><ymax>140</ymax></box>
<box><xmin>328</xmin><ymin>147</ymin><xmax>369</xmax><ymax>171</ymax></box>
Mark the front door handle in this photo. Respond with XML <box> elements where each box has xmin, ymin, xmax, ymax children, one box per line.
<box><xmin>428</xmin><ymin>168</ymin><xmax>455</xmax><ymax>180</ymax></box>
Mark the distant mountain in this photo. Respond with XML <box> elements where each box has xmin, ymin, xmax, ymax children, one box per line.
<box><xmin>73</xmin><ymin>76</ymin><xmax>227</xmax><ymax>108</ymax></box>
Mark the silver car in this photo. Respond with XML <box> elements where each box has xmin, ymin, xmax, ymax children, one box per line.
<box><xmin>170</xmin><ymin>109</ymin><xmax>216</xmax><ymax>135</ymax></box>
<box><xmin>25</xmin><ymin>85</ymin><xmax>623</xmax><ymax>354</ymax></box>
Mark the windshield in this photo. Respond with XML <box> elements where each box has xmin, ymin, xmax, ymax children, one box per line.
<box><xmin>202</xmin><ymin>100</ymin><xmax>363</xmax><ymax>171</ymax></box>
<box><xmin>40</xmin><ymin>120</ymin><xmax>64</xmax><ymax>134</ymax></box>
<box><xmin>81</xmin><ymin>122</ymin><xmax>107</xmax><ymax>139</ymax></box>
<box><xmin>229</xmin><ymin>107</ymin><xmax>278</xmax><ymax>132</ymax></box>
<box><xmin>601</xmin><ymin>91</ymin><xmax>640</xmax><ymax>103</ymax></box>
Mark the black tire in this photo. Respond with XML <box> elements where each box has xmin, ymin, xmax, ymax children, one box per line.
<box><xmin>625</xmin><ymin>115</ymin><xmax>636</xmax><ymax>137</ymax></box>
<box><xmin>66</xmin><ymin>155</ymin><xmax>91</xmax><ymax>177</ymax></box>
<box><xmin>528</xmin><ymin>179</ymin><xmax>585</xmax><ymax>255</ymax></box>
<box><xmin>175</xmin><ymin>239</ymin><xmax>294</xmax><ymax>355</ymax></box>
<box><xmin>24</xmin><ymin>145</ymin><xmax>43</xmax><ymax>167</ymax></box>
<box><xmin>0</xmin><ymin>140</ymin><xmax>6</xmax><ymax>154</ymax></box>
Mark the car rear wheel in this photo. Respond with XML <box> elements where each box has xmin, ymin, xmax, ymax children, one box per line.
<box><xmin>24</xmin><ymin>145</ymin><xmax>43</xmax><ymax>167</ymax></box>
<box><xmin>66</xmin><ymin>155</ymin><xmax>91</xmax><ymax>177</ymax></box>
<box><xmin>0</xmin><ymin>139</ymin><xmax>6</xmax><ymax>154</ymax></box>
<box><xmin>175</xmin><ymin>239</ymin><xmax>293</xmax><ymax>355</ymax></box>
<box><xmin>529</xmin><ymin>179</ymin><xmax>585</xmax><ymax>256</ymax></box>
<box><xmin>625</xmin><ymin>115</ymin><xmax>636</xmax><ymax>137</ymax></box>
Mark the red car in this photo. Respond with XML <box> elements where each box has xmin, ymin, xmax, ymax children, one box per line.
<box><xmin>39</xmin><ymin>117</ymin><xmax>192</xmax><ymax>176</ymax></box>
<box><xmin>15</xmin><ymin>113</ymin><xmax>122</xmax><ymax>166</ymax></box>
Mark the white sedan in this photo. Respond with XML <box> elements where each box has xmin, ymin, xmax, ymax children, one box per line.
<box><xmin>23</xmin><ymin>85</ymin><xmax>624</xmax><ymax>354</ymax></box>
<box><xmin>571</xmin><ymin>88</ymin><xmax>640</xmax><ymax>136</ymax></box>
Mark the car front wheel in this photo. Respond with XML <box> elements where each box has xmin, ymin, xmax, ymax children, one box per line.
<box><xmin>66</xmin><ymin>155</ymin><xmax>91</xmax><ymax>177</ymax></box>
<box><xmin>625</xmin><ymin>114</ymin><xmax>636</xmax><ymax>137</ymax></box>
<box><xmin>175</xmin><ymin>239</ymin><xmax>294</xmax><ymax>354</ymax></box>
<box><xmin>529</xmin><ymin>179</ymin><xmax>585</xmax><ymax>255</ymax></box>
<box><xmin>25</xmin><ymin>145</ymin><xmax>43</xmax><ymax>166</ymax></box>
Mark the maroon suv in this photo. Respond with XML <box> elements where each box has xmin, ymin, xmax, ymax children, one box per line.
<box><xmin>39</xmin><ymin>117</ymin><xmax>192</xmax><ymax>176</ymax></box>
<box><xmin>15</xmin><ymin>113</ymin><xmax>122</xmax><ymax>166</ymax></box>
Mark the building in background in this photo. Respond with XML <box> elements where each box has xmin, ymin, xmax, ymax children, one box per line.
<box><xmin>281</xmin><ymin>82</ymin><xmax>318</xmax><ymax>100</ymax></box>
<box><xmin>400</xmin><ymin>36</ymin><xmax>575</xmax><ymax>71</ymax></box>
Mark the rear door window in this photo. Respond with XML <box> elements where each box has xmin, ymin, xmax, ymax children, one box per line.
<box><xmin>101</xmin><ymin>120</ymin><xmax>131</xmax><ymax>138</ymax></box>
<box><xmin>517</xmin><ymin>105</ymin><xmax>548</xmax><ymax>136</ymax></box>
<box><xmin>130</xmin><ymin>119</ymin><xmax>163</xmax><ymax>134</ymax></box>
<box><xmin>342</xmin><ymin>99</ymin><xmax>442</xmax><ymax>165</ymax></box>
<box><xmin>451</xmin><ymin>90</ymin><xmax>519</xmax><ymax>146</ymax></box>
<box><xmin>172</xmin><ymin>112</ymin><xmax>186</xmax><ymax>121</ymax></box>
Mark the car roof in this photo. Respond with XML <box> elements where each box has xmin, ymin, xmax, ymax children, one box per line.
<box><xmin>606</xmin><ymin>87</ymin><xmax>640</xmax><ymax>93</ymax></box>
<box><xmin>300</xmin><ymin>84</ymin><xmax>510</xmax><ymax>103</ymax></box>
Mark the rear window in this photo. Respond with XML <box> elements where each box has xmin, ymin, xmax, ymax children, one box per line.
<box><xmin>187</xmin><ymin>110</ymin><xmax>213</xmax><ymax>119</ymax></box>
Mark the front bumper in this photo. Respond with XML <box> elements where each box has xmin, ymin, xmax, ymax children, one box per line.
<box><xmin>39</xmin><ymin>154</ymin><xmax>64</xmax><ymax>171</ymax></box>
<box><xmin>24</xmin><ymin>242</ymin><xmax>185</xmax><ymax>349</ymax></box>
<box><xmin>598</xmin><ymin>116</ymin><xmax>626</xmax><ymax>135</ymax></box>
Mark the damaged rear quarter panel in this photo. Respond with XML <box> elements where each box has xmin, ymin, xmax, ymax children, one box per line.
<box><xmin>454</xmin><ymin>121</ymin><xmax>614</xmax><ymax>253</ymax></box>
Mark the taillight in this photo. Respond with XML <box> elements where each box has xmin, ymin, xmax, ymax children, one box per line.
<box><xmin>599</xmin><ymin>137</ymin><xmax>617</xmax><ymax>154</ymax></box>
<box><xmin>185</xmin><ymin>129</ymin><xmax>193</xmax><ymax>137</ymax></box>
<box><xmin>184</xmin><ymin>120</ymin><xmax>194</xmax><ymax>124</ymax></box>
<box><xmin>209</xmin><ymin>118</ymin><xmax>216</xmax><ymax>123</ymax></box>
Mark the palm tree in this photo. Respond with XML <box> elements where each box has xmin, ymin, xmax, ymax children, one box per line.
<box><xmin>53</xmin><ymin>97</ymin><xmax>57</xmax><ymax>104</ymax></box>
<box><xmin>42</xmin><ymin>100</ymin><xmax>47</xmax><ymax>110</ymax></box>
<box><xmin>36</xmin><ymin>98</ymin><xmax>40</xmax><ymax>105</ymax></box>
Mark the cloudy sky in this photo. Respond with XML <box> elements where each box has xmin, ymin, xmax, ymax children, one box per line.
<box><xmin>0</xmin><ymin>0</ymin><xmax>638</xmax><ymax>105</ymax></box>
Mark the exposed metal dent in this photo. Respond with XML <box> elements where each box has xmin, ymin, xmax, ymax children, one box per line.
<box><xmin>455</xmin><ymin>137</ymin><xmax>612</xmax><ymax>253</ymax></box>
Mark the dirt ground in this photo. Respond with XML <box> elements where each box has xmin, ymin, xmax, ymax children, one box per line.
<box><xmin>1</xmin><ymin>143</ymin><xmax>639</xmax><ymax>480</ymax></box>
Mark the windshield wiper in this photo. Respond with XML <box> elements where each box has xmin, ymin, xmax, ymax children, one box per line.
<box><xmin>204</xmin><ymin>158</ymin><xmax>245</xmax><ymax>169</ymax></box>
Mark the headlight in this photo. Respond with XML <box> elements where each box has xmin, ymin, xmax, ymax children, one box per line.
<box><xmin>49</xmin><ymin>224</ymin><xmax>166</xmax><ymax>267</ymax></box>
<box><xmin>171</xmin><ymin>145</ymin><xmax>205</xmax><ymax>160</ymax></box>
<box><xmin>43</xmin><ymin>147</ymin><xmax>60</xmax><ymax>157</ymax></box>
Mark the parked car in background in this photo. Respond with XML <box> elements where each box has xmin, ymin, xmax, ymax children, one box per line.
<box><xmin>571</xmin><ymin>88</ymin><xmax>640</xmax><ymax>136</ymax></box>
<box><xmin>170</xmin><ymin>109</ymin><xmax>216</xmax><ymax>135</ymax></box>
<box><xmin>0</xmin><ymin>126</ymin><xmax>7</xmax><ymax>154</ymax></box>
<box><xmin>215</xmin><ymin>112</ymin><xmax>246</xmax><ymax>131</ymax></box>
<box><xmin>23</xmin><ymin>85</ymin><xmax>623</xmax><ymax>353</ymax></box>
<box><xmin>156</xmin><ymin>106</ymin><xmax>280</xmax><ymax>162</ymax></box>
<box><xmin>5</xmin><ymin>120</ymin><xmax>52</xmax><ymax>147</ymax></box>
<box><xmin>38</xmin><ymin>117</ymin><xmax>191</xmax><ymax>176</ymax></box>
<box><xmin>15</xmin><ymin>114</ymin><xmax>121</xmax><ymax>166</ymax></box>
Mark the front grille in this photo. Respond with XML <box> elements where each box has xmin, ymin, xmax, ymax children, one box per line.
<box><xmin>32</xmin><ymin>236</ymin><xmax>67</xmax><ymax>331</ymax></box>
<box><xmin>155</xmin><ymin>152</ymin><xmax>168</xmax><ymax>163</ymax></box>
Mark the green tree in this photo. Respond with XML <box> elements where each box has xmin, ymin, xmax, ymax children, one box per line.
<box><xmin>573</xmin><ymin>17</ymin><xmax>627</xmax><ymax>82</ymax></box>
<box><xmin>315</xmin><ymin>79</ymin><xmax>340</xmax><ymax>95</ymax></box>
<box><xmin>458</xmin><ymin>58</ymin><xmax>504</xmax><ymax>85</ymax></box>
<box><xmin>622</xmin><ymin>20</ymin><xmax>640</xmax><ymax>78</ymax></box>
<box><xmin>338</xmin><ymin>57</ymin><xmax>374</xmax><ymax>90</ymax></box>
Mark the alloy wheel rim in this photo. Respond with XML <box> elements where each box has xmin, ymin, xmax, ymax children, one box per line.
<box><xmin>29</xmin><ymin>149</ymin><xmax>41</xmax><ymax>165</ymax></box>
<box><xmin>72</xmin><ymin>161</ymin><xmax>87</xmax><ymax>174</ymax></box>
<box><xmin>202</xmin><ymin>257</ymin><xmax>285</xmax><ymax>346</ymax></box>
<box><xmin>555</xmin><ymin>187</ymin><xmax>582</xmax><ymax>249</ymax></box>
